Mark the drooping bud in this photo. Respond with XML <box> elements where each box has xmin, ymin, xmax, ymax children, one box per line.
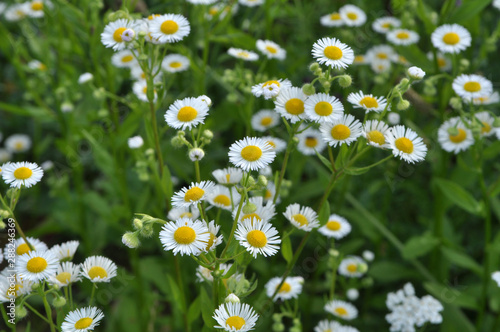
<box><xmin>338</xmin><ymin>75</ymin><xmax>352</xmax><ymax>88</ymax></box>
<box><xmin>122</xmin><ymin>232</ymin><xmax>140</xmax><ymax>248</ymax></box>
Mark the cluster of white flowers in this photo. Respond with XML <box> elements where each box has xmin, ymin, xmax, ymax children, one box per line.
<box><xmin>2</xmin><ymin>0</ymin><xmax>52</xmax><ymax>21</ymax></box>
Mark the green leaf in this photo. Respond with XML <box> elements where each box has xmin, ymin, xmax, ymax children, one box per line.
<box><xmin>187</xmin><ymin>296</ymin><xmax>201</xmax><ymax>324</ymax></box>
<box><xmin>434</xmin><ymin>178</ymin><xmax>482</xmax><ymax>215</ymax></box>
<box><xmin>424</xmin><ymin>282</ymin><xmax>480</xmax><ymax>310</ymax></box>
<box><xmin>166</xmin><ymin>274</ymin><xmax>185</xmax><ymax>311</ymax></box>
<box><xmin>200</xmin><ymin>287</ymin><xmax>214</xmax><ymax>328</ymax></box>
<box><xmin>368</xmin><ymin>261</ymin><xmax>416</xmax><ymax>283</ymax></box>
<box><xmin>281</xmin><ymin>236</ymin><xmax>293</xmax><ymax>264</ymax></box>
<box><xmin>396</xmin><ymin>45</ymin><xmax>434</xmax><ymax>72</ymax></box>
<box><xmin>446</xmin><ymin>0</ymin><xmax>492</xmax><ymax>24</ymax></box>
<box><xmin>314</xmin><ymin>150</ymin><xmax>333</xmax><ymax>173</ymax></box>
<box><xmin>343</xmin><ymin>166</ymin><xmax>370</xmax><ymax>176</ymax></box>
<box><xmin>318</xmin><ymin>201</ymin><xmax>330</xmax><ymax>226</ymax></box>
<box><xmin>402</xmin><ymin>234</ymin><xmax>440</xmax><ymax>260</ymax></box>
<box><xmin>441</xmin><ymin>247</ymin><xmax>482</xmax><ymax>275</ymax></box>
<box><xmin>334</xmin><ymin>145</ymin><xmax>349</xmax><ymax>169</ymax></box>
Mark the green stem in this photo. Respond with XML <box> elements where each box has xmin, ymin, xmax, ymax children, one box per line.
<box><xmin>329</xmin><ymin>240</ymin><xmax>338</xmax><ymax>300</ymax></box>
<box><xmin>89</xmin><ymin>284</ymin><xmax>96</xmax><ymax>306</ymax></box>
<box><xmin>0</xmin><ymin>194</ymin><xmax>33</xmax><ymax>251</ymax></box>
<box><xmin>173</xmin><ymin>255</ymin><xmax>190</xmax><ymax>332</ymax></box>
<box><xmin>40</xmin><ymin>286</ymin><xmax>56</xmax><ymax>332</ymax></box>
<box><xmin>1</xmin><ymin>304</ymin><xmax>15</xmax><ymax>329</ymax></box>
<box><xmin>273</xmin><ymin>123</ymin><xmax>299</xmax><ymax>204</ymax></box>
<box><xmin>24</xmin><ymin>303</ymin><xmax>51</xmax><ymax>325</ymax></box>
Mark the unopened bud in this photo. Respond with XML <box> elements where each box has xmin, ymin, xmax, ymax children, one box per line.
<box><xmin>362</xmin><ymin>250</ymin><xmax>375</xmax><ymax>261</ymax></box>
<box><xmin>133</xmin><ymin>218</ymin><xmax>143</xmax><ymax>230</ymax></box>
<box><xmin>171</xmin><ymin>136</ymin><xmax>184</xmax><ymax>148</ymax></box>
<box><xmin>122</xmin><ymin>28</ymin><xmax>135</xmax><ymax>42</ymax></box>
<box><xmin>459</xmin><ymin>58</ymin><xmax>470</xmax><ymax>71</ymax></box>
<box><xmin>493</xmin><ymin>117</ymin><xmax>500</xmax><ymax>128</ymax></box>
<box><xmin>225</xmin><ymin>293</ymin><xmax>240</xmax><ymax>303</ymax></box>
<box><xmin>257</xmin><ymin>175</ymin><xmax>268</xmax><ymax>187</ymax></box>
<box><xmin>309</xmin><ymin>62</ymin><xmax>320</xmax><ymax>72</ymax></box>
<box><xmin>141</xmin><ymin>223</ymin><xmax>154</xmax><ymax>237</ymax></box>
<box><xmin>203</xmin><ymin>129</ymin><xmax>214</xmax><ymax>140</ymax></box>
<box><xmin>358</xmin><ymin>263</ymin><xmax>369</xmax><ymax>273</ymax></box>
<box><xmin>0</xmin><ymin>220</ymin><xmax>5</xmax><ymax>230</ymax></box>
<box><xmin>449</xmin><ymin>97</ymin><xmax>463</xmax><ymax>110</ymax></box>
<box><xmin>246</xmin><ymin>176</ymin><xmax>256</xmax><ymax>187</ymax></box>
<box><xmin>242</xmin><ymin>202</ymin><xmax>257</xmax><ymax>214</ymax></box>
<box><xmin>397</xmin><ymin>99</ymin><xmax>410</xmax><ymax>111</ymax></box>
<box><xmin>189</xmin><ymin>148</ymin><xmax>205</xmax><ymax>162</ymax></box>
<box><xmin>52</xmin><ymin>296</ymin><xmax>67</xmax><ymax>308</ymax></box>
<box><xmin>273</xmin><ymin>323</ymin><xmax>285</xmax><ymax>332</ymax></box>
<box><xmin>0</xmin><ymin>210</ymin><xmax>10</xmax><ymax>218</ymax></box>
<box><xmin>122</xmin><ymin>232</ymin><xmax>140</xmax><ymax>248</ymax></box>
<box><xmin>346</xmin><ymin>288</ymin><xmax>359</xmax><ymax>300</ymax></box>
<box><xmin>328</xmin><ymin>249</ymin><xmax>339</xmax><ymax>257</ymax></box>
<box><xmin>338</xmin><ymin>75</ymin><xmax>352</xmax><ymax>88</ymax></box>
<box><xmin>198</xmin><ymin>95</ymin><xmax>212</xmax><ymax>107</ymax></box>
<box><xmin>16</xmin><ymin>305</ymin><xmax>28</xmax><ymax>318</ymax></box>
<box><xmin>302</xmin><ymin>83</ymin><xmax>316</xmax><ymax>96</ymax></box>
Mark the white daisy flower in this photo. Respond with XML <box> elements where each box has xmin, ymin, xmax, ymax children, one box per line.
<box><xmin>338</xmin><ymin>256</ymin><xmax>367</xmax><ymax>278</ymax></box>
<box><xmin>162</xmin><ymin>54</ymin><xmax>190</xmax><ymax>73</ymax></box>
<box><xmin>362</xmin><ymin>250</ymin><xmax>375</xmax><ymax>261</ymax></box>
<box><xmin>437</xmin><ymin>117</ymin><xmax>474</xmax><ymax>154</ymax></box>
<box><xmin>475</xmin><ymin>111</ymin><xmax>496</xmax><ymax>137</ymax></box>
<box><xmin>347</xmin><ymin>91</ymin><xmax>388</xmax><ymax>113</ymax></box>
<box><xmin>325</xmin><ymin>299</ymin><xmax>358</xmax><ymax>320</ymax></box>
<box><xmin>320</xmin><ymin>114</ymin><xmax>363</xmax><ymax>147</ymax></box>
<box><xmin>235</xmin><ymin>218</ymin><xmax>280</xmax><ymax>258</ymax></box>
<box><xmin>261</xmin><ymin>181</ymin><xmax>278</xmax><ymax>204</ymax></box>
<box><xmin>251</xmin><ymin>109</ymin><xmax>280</xmax><ymax>132</ymax></box>
<box><xmin>363</xmin><ymin>120</ymin><xmax>391</xmax><ymax>148</ymax></box>
<box><xmin>320</xmin><ymin>12</ymin><xmax>344</xmax><ymax>27</ymax></box>
<box><xmin>283</xmin><ymin>203</ymin><xmax>320</xmax><ymax>232</ymax></box>
<box><xmin>2</xmin><ymin>161</ymin><xmax>43</xmax><ymax>188</ymax></box>
<box><xmin>227</xmin><ymin>48</ymin><xmax>259</xmax><ymax>61</ymax></box>
<box><xmin>212</xmin><ymin>167</ymin><xmax>244</xmax><ymax>185</ymax></box>
<box><xmin>372</xmin><ymin>16</ymin><xmax>401</xmax><ymax>34</ymax></box>
<box><xmin>101</xmin><ymin>19</ymin><xmax>139</xmax><ymax>51</ymax></box>
<box><xmin>312</xmin><ymin>37</ymin><xmax>354</xmax><ymax>69</ymax></box>
<box><xmin>28</xmin><ymin>59</ymin><xmax>47</xmax><ymax>71</ymax></box>
<box><xmin>265</xmin><ymin>276</ymin><xmax>303</xmax><ymax>301</ymax></box>
<box><xmin>16</xmin><ymin>250</ymin><xmax>59</xmax><ymax>282</ymax></box>
<box><xmin>251</xmin><ymin>79</ymin><xmax>292</xmax><ymax>100</ymax></box>
<box><xmin>347</xmin><ymin>288</ymin><xmax>360</xmax><ymax>300</ymax></box>
<box><xmin>50</xmin><ymin>262</ymin><xmax>82</xmax><ymax>287</ymax></box>
<box><xmin>128</xmin><ymin>136</ymin><xmax>144</xmax><ymax>149</ymax></box>
<box><xmin>492</xmin><ymin>271</ymin><xmax>500</xmax><ymax>287</ymax></box>
<box><xmin>149</xmin><ymin>14</ymin><xmax>190</xmax><ymax>44</ymax></box>
<box><xmin>78</xmin><ymin>73</ymin><xmax>93</xmax><ymax>84</ymax></box>
<box><xmin>111</xmin><ymin>50</ymin><xmax>137</xmax><ymax>68</ymax></box>
<box><xmin>371</xmin><ymin>60</ymin><xmax>392</xmax><ymax>74</ymax></box>
<box><xmin>27</xmin><ymin>0</ymin><xmax>50</xmax><ymax>17</ymax></box>
<box><xmin>81</xmin><ymin>256</ymin><xmax>117</xmax><ymax>283</ymax></box>
<box><xmin>228</xmin><ymin>137</ymin><xmax>276</xmax><ymax>171</ymax></box>
<box><xmin>427</xmin><ymin>52</ymin><xmax>452</xmax><ymax>72</ymax></box>
<box><xmin>431</xmin><ymin>24</ymin><xmax>471</xmax><ymax>54</ymax></box>
<box><xmin>234</xmin><ymin>197</ymin><xmax>276</xmax><ymax>223</ymax></box>
<box><xmin>239</xmin><ymin>0</ymin><xmax>264</xmax><ymax>6</ymax></box>
<box><xmin>171</xmin><ymin>181</ymin><xmax>216</xmax><ymax>208</ymax></box>
<box><xmin>353</xmin><ymin>54</ymin><xmax>367</xmax><ymax>65</ymax></box>
<box><xmin>318</xmin><ymin>214</ymin><xmax>352</xmax><ymax>239</ymax></box>
<box><xmin>339</xmin><ymin>4</ymin><xmax>366</xmax><ymax>26</ymax></box>
<box><xmin>261</xmin><ymin>136</ymin><xmax>287</xmax><ymax>153</ymax></box>
<box><xmin>388</xmin><ymin>111</ymin><xmax>400</xmax><ymax>125</ymax></box>
<box><xmin>132</xmin><ymin>80</ymin><xmax>157</xmax><ymax>102</ymax></box>
<box><xmin>452</xmin><ymin>74</ymin><xmax>493</xmax><ymax>101</ymax></box>
<box><xmin>61</xmin><ymin>306</ymin><xmax>104</xmax><ymax>332</ymax></box>
<box><xmin>0</xmin><ymin>274</ymin><xmax>33</xmax><ymax>302</ymax></box>
<box><xmin>314</xmin><ymin>320</ymin><xmax>344</xmax><ymax>332</ymax></box>
<box><xmin>167</xmin><ymin>206</ymin><xmax>200</xmax><ymax>221</ymax></box>
<box><xmin>213</xmin><ymin>302</ymin><xmax>259</xmax><ymax>331</ymax></box>
<box><xmin>0</xmin><ymin>149</ymin><xmax>12</xmax><ymax>164</ymax></box>
<box><xmin>50</xmin><ymin>240</ymin><xmax>79</xmax><ymax>261</ymax></box>
<box><xmin>387</xmin><ymin>29</ymin><xmax>420</xmax><ymax>46</ymax></box>
<box><xmin>207</xmin><ymin>185</ymin><xmax>241</xmax><ymax>210</ymax></box>
<box><xmin>296</xmin><ymin>128</ymin><xmax>326</xmax><ymax>155</ymax></box>
<box><xmin>207</xmin><ymin>3</ymin><xmax>238</xmax><ymax>20</ymax></box>
<box><xmin>473</xmin><ymin>91</ymin><xmax>500</xmax><ymax>105</ymax></box>
<box><xmin>256</xmin><ymin>39</ymin><xmax>286</xmax><ymax>60</ymax></box>
<box><xmin>5</xmin><ymin>134</ymin><xmax>32</xmax><ymax>153</ymax></box>
<box><xmin>5</xmin><ymin>3</ymin><xmax>30</xmax><ymax>21</ymax></box>
<box><xmin>408</xmin><ymin>66</ymin><xmax>426</xmax><ymax>80</ymax></box>
<box><xmin>386</xmin><ymin>125</ymin><xmax>427</xmax><ymax>163</ymax></box>
<box><xmin>304</xmin><ymin>93</ymin><xmax>344</xmax><ymax>123</ymax></box>
<box><xmin>12</xmin><ymin>237</ymin><xmax>48</xmax><ymax>256</ymax></box>
<box><xmin>204</xmin><ymin>220</ymin><xmax>223</xmax><ymax>252</ymax></box>
<box><xmin>187</xmin><ymin>0</ymin><xmax>218</xmax><ymax>4</ymax></box>
<box><xmin>365</xmin><ymin>45</ymin><xmax>398</xmax><ymax>63</ymax></box>
<box><xmin>198</xmin><ymin>95</ymin><xmax>212</xmax><ymax>107</ymax></box>
<box><xmin>274</xmin><ymin>87</ymin><xmax>308</xmax><ymax>123</ymax></box>
<box><xmin>164</xmin><ymin>97</ymin><xmax>209</xmax><ymax>130</ymax></box>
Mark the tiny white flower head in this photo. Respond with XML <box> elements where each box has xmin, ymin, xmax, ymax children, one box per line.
<box><xmin>128</xmin><ymin>136</ymin><xmax>144</xmax><ymax>149</ymax></box>
<box><xmin>78</xmin><ymin>72</ymin><xmax>93</xmax><ymax>84</ymax></box>
<box><xmin>388</xmin><ymin>112</ymin><xmax>400</xmax><ymax>125</ymax></box>
<box><xmin>346</xmin><ymin>288</ymin><xmax>359</xmax><ymax>301</ymax></box>
<box><xmin>362</xmin><ymin>250</ymin><xmax>375</xmax><ymax>261</ymax></box>
<box><xmin>408</xmin><ymin>66</ymin><xmax>426</xmax><ymax>80</ymax></box>
<box><xmin>121</xmin><ymin>28</ymin><xmax>135</xmax><ymax>42</ymax></box>
<box><xmin>189</xmin><ymin>148</ymin><xmax>205</xmax><ymax>161</ymax></box>
<box><xmin>197</xmin><ymin>95</ymin><xmax>212</xmax><ymax>107</ymax></box>
<box><xmin>492</xmin><ymin>271</ymin><xmax>500</xmax><ymax>287</ymax></box>
<box><xmin>5</xmin><ymin>134</ymin><xmax>32</xmax><ymax>153</ymax></box>
<box><xmin>81</xmin><ymin>256</ymin><xmax>118</xmax><ymax>283</ymax></box>
<box><xmin>225</xmin><ymin>293</ymin><xmax>240</xmax><ymax>303</ymax></box>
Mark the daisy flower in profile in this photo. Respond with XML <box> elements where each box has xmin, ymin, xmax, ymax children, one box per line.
<box><xmin>50</xmin><ymin>240</ymin><xmax>79</xmax><ymax>261</ymax></box>
<box><xmin>213</xmin><ymin>302</ymin><xmax>259</xmax><ymax>331</ymax></box>
<box><xmin>28</xmin><ymin>59</ymin><xmax>47</xmax><ymax>71</ymax></box>
<box><xmin>365</xmin><ymin>45</ymin><xmax>397</xmax><ymax>63</ymax></box>
<box><xmin>325</xmin><ymin>300</ymin><xmax>358</xmax><ymax>320</ymax></box>
<box><xmin>149</xmin><ymin>14</ymin><xmax>190</xmax><ymax>43</ymax></box>
<box><xmin>2</xmin><ymin>161</ymin><xmax>43</xmax><ymax>188</ymax></box>
<box><xmin>227</xmin><ymin>48</ymin><xmax>259</xmax><ymax>61</ymax></box>
<box><xmin>320</xmin><ymin>12</ymin><xmax>344</xmax><ymax>27</ymax></box>
<box><xmin>165</xmin><ymin>97</ymin><xmax>209</xmax><ymax>130</ymax></box>
<box><xmin>427</xmin><ymin>52</ymin><xmax>452</xmax><ymax>72</ymax></box>
<box><xmin>386</xmin><ymin>125</ymin><xmax>427</xmax><ymax>163</ymax></box>
<box><xmin>162</xmin><ymin>54</ymin><xmax>190</xmax><ymax>73</ymax></box>
<box><xmin>320</xmin><ymin>114</ymin><xmax>363</xmax><ymax>147</ymax></box>
<box><xmin>274</xmin><ymin>87</ymin><xmax>308</xmax><ymax>123</ymax></box>
<box><xmin>312</xmin><ymin>37</ymin><xmax>354</xmax><ymax>69</ymax></box>
<box><xmin>296</xmin><ymin>128</ymin><xmax>326</xmax><ymax>155</ymax></box>
<box><xmin>256</xmin><ymin>40</ymin><xmax>286</xmax><ymax>60</ymax></box>
<box><xmin>473</xmin><ymin>91</ymin><xmax>500</xmax><ymax>105</ymax></box>
<box><xmin>228</xmin><ymin>137</ymin><xmax>276</xmax><ymax>171</ymax></box>
<box><xmin>431</xmin><ymin>24</ymin><xmax>471</xmax><ymax>54</ymax></box>
<box><xmin>168</xmin><ymin>206</ymin><xmax>200</xmax><ymax>221</ymax></box>
<box><xmin>475</xmin><ymin>111</ymin><xmax>496</xmax><ymax>137</ymax></box>
<box><xmin>13</xmin><ymin>237</ymin><xmax>48</xmax><ymax>256</ymax></box>
<box><xmin>5</xmin><ymin>134</ymin><xmax>32</xmax><ymax>153</ymax></box>
<box><xmin>171</xmin><ymin>181</ymin><xmax>215</xmax><ymax>208</ymax></box>
<box><xmin>132</xmin><ymin>80</ymin><xmax>157</xmax><ymax>102</ymax></box>
<box><xmin>261</xmin><ymin>136</ymin><xmax>287</xmax><ymax>153</ymax></box>
<box><xmin>437</xmin><ymin>117</ymin><xmax>474</xmax><ymax>154</ymax></box>
<box><xmin>81</xmin><ymin>256</ymin><xmax>117</xmax><ymax>283</ymax></box>
<box><xmin>452</xmin><ymin>74</ymin><xmax>493</xmax><ymax>101</ymax></box>
<box><xmin>372</xmin><ymin>16</ymin><xmax>401</xmax><ymax>34</ymax></box>
<box><xmin>305</xmin><ymin>93</ymin><xmax>344</xmax><ymax>123</ymax></box>
<box><xmin>198</xmin><ymin>95</ymin><xmax>212</xmax><ymax>107</ymax></box>
<box><xmin>387</xmin><ymin>29</ymin><xmax>420</xmax><ymax>46</ymax></box>
<box><xmin>251</xmin><ymin>109</ymin><xmax>280</xmax><ymax>132</ymax></box>
<box><xmin>212</xmin><ymin>167</ymin><xmax>243</xmax><ymax>185</ymax></box>
<box><xmin>363</xmin><ymin>120</ymin><xmax>390</xmax><ymax>148</ymax></box>
<box><xmin>265</xmin><ymin>276</ymin><xmax>303</xmax><ymax>301</ymax></box>
<box><xmin>314</xmin><ymin>320</ymin><xmax>344</xmax><ymax>332</ymax></box>
<box><xmin>261</xmin><ymin>181</ymin><xmax>278</xmax><ymax>203</ymax></box>
<box><xmin>51</xmin><ymin>262</ymin><xmax>82</xmax><ymax>287</ymax></box>
<box><xmin>5</xmin><ymin>3</ymin><xmax>30</xmax><ymax>21</ymax></box>
<box><xmin>318</xmin><ymin>214</ymin><xmax>352</xmax><ymax>239</ymax></box>
<box><xmin>283</xmin><ymin>203</ymin><xmax>320</xmax><ymax>232</ymax></box>
<box><xmin>339</xmin><ymin>4</ymin><xmax>366</xmax><ymax>26</ymax></box>
<box><xmin>239</xmin><ymin>0</ymin><xmax>264</xmax><ymax>6</ymax></box>
<box><xmin>16</xmin><ymin>250</ymin><xmax>59</xmax><ymax>282</ymax></box>
<box><xmin>204</xmin><ymin>220</ymin><xmax>223</xmax><ymax>252</ymax></box>
<box><xmin>207</xmin><ymin>185</ymin><xmax>241</xmax><ymax>210</ymax></box>
<box><xmin>251</xmin><ymin>79</ymin><xmax>292</xmax><ymax>100</ymax></box>
<box><xmin>408</xmin><ymin>66</ymin><xmax>426</xmax><ymax>80</ymax></box>
<box><xmin>338</xmin><ymin>256</ymin><xmax>367</xmax><ymax>278</ymax></box>
<box><xmin>492</xmin><ymin>271</ymin><xmax>500</xmax><ymax>287</ymax></box>
<box><xmin>353</xmin><ymin>54</ymin><xmax>367</xmax><ymax>65</ymax></box>
<box><xmin>111</xmin><ymin>50</ymin><xmax>137</xmax><ymax>68</ymax></box>
<box><xmin>101</xmin><ymin>19</ymin><xmax>139</xmax><ymax>51</ymax></box>
<box><xmin>128</xmin><ymin>136</ymin><xmax>144</xmax><ymax>149</ymax></box>
<box><xmin>371</xmin><ymin>60</ymin><xmax>391</xmax><ymax>74</ymax></box>
<box><xmin>235</xmin><ymin>218</ymin><xmax>281</xmax><ymax>258</ymax></box>
<box><xmin>61</xmin><ymin>306</ymin><xmax>104</xmax><ymax>332</ymax></box>
<box><xmin>347</xmin><ymin>91</ymin><xmax>387</xmax><ymax>113</ymax></box>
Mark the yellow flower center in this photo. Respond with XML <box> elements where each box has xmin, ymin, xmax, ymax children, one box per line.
<box><xmin>27</xmin><ymin>257</ymin><xmax>48</xmax><ymax>273</ymax></box>
<box><xmin>262</xmin><ymin>80</ymin><xmax>280</xmax><ymax>88</ymax></box>
<box><xmin>331</xmin><ymin>124</ymin><xmax>351</xmax><ymax>140</ymax></box>
<box><xmin>88</xmin><ymin>266</ymin><xmax>108</xmax><ymax>279</ymax></box>
<box><xmin>323</xmin><ymin>46</ymin><xmax>343</xmax><ymax>60</ymax></box>
<box><xmin>241</xmin><ymin>213</ymin><xmax>262</xmax><ymax>223</ymax></box>
<box><xmin>241</xmin><ymin>145</ymin><xmax>262</xmax><ymax>161</ymax></box>
<box><xmin>305</xmin><ymin>137</ymin><xmax>318</xmax><ymax>148</ymax></box>
<box><xmin>206</xmin><ymin>233</ymin><xmax>215</xmax><ymax>250</ymax></box>
<box><xmin>161</xmin><ymin>20</ymin><xmax>179</xmax><ymax>34</ymax></box>
<box><xmin>266</xmin><ymin>140</ymin><xmax>276</xmax><ymax>148</ymax></box>
<box><xmin>177</xmin><ymin>106</ymin><xmax>198</xmax><ymax>122</ymax></box>
<box><xmin>237</xmin><ymin>51</ymin><xmax>249</xmax><ymax>58</ymax></box>
<box><xmin>463</xmin><ymin>81</ymin><xmax>481</xmax><ymax>92</ymax></box>
<box><xmin>314</xmin><ymin>101</ymin><xmax>333</xmax><ymax>116</ymax></box>
<box><xmin>437</xmin><ymin>58</ymin><xmax>446</xmax><ymax>68</ymax></box>
<box><xmin>292</xmin><ymin>214</ymin><xmax>308</xmax><ymax>226</ymax></box>
<box><xmin>225</xmin><ymin>174</ymin><xmax>231</xmax><ymax>183</ymax></box>
<box><xmin>214</xmin><ymin>194</ymin><xmax>231</xmax><ymax>206</ymax></box>
<box><xmin>246</xmin><ymin>230</ymin><xmax>267</xmax><ymax>248</ymax></box>
<box><xmin>169</xmin><ymin>61</ymin><xmax>182</xmax><ymax>68</ymax></box>
<box><xmin>381</xmin><ymin>22</ymin><xmax>391</xmax><ymax>28</ymax></box>
<box><xmin>346</xmin><ymin>263</ymin><xmax>358</xmax><ymax>273</ymax></box>
<box><xmin>31</xmin><ymin>2</ymin><xmax>43</xmax><ymax>11</ymax></box>
<box><xmin>330</xmin><ymin>13</ymin><xmax>341</xmax><ymax>20</ymax></box>
<box><xmin>395</xmin><ymin>137</ymin><xmax>414</xmax><ymax>154</ymax></box>
<box><xmin>121</xmin><ymin>55</ymin><xmax>134</xmax><ymax>63</ymax></box>
<box><xmin>264</xmin><ymin>189</ymin><xmax>273</xmax><ymax>199</ymax></box>
<box><xmin>113</xmin><ymin>27</ymin><xmax>127</xmax><ymax>42</ymax></box>
<box><xmin>449</xmin><ymin>128</ymin><xmax>467</xmax><ymax>143</ymax></box>
<box><xmin>56</xmin><ymin>272</ymin><xmax>72</xmax><ymax>284</ymax></box>
<box><xmin>260</xmin><ymin>116</ymin><xmax>273</xmax><ymax>126</ymax></box>
<box><xmin>335</xmin><ymin>307</ymin><xmax>348</xmax><ymax>316</ymax></box>
<box><xmin>75</xmin><ymin>317</ymin><xmax>93</xmax><ymax>329</ymax></box>
<box><xmin>347</xmin><ymin>12</ymin><xmax>358</xmax><ymax>20</ymax></box>
<box><xmin>442</xmin><ymin>32</ymin><xmax>460</xmax><ymax>45</ymax></box>
<box><xmin>279</xmin><ymin>282</ymin><xmax>291</xmax><ymax>293</ymax></box>
<box><xmin>359</xmin><ymin>96</ymin><xmax>378</xmax><ymax>108</ymax></box>
<box><xmin>209</xmin><ymin>8</ymin><xmax>219</xmax><ymax>15</ymax></box>
<box><xmin>326</xmin><ymin>221</ymin><xmax>341</xmax><ymax>231</ymax></box>
<box><xmin>142</xmin><ymin>87</ymin><xmax>148</xmax><ymax>94</ymax></box>
<box><xmin>184</xmin><ymin>187</ymin><xmax>205</xmax><ymax>202</ymax></box>
<box><xmin>481</xmin><ymin>122</ymin><xmax>491</xmax><ymax>134</ymax></box>
<box><xmin>226</xmin><ymin>316</ymin><xmax>245</xmax><ymax>330</ymax></box>
<box><xmin>396</xmin><ymin>31</ymin><xmax>409</xmax><ymax>39</ymax></box>
<box><xmin>354</xmin><ymin>55</ymin><xmax>364</xmax><ymax>63</ymax></box>
<box><xmin>39</xmin><ymin>63</ymin><xmax>47</xmax><ymax>71</ymax></box>
<box><xmin>367</xmin><ymin>130</ymin><xmax>385</xmax><ymax>145</ymax></box>
<box><xmin>285</xmin><ymin>98</ymin><xmax>304</xmax><ymax>115</ymax></box>
<box><xmin>266</xmin><ymin>46</ymin><xmax>277</xmax><ymax>54</ymax></box>
<box><xmin>377</xmin><ymin>53</ymin><xmax>388</xmax><ymax>60</ymax></box>
<box><xmin>174</xmin><ymin>226</ymin><xmax>196</xmax><ymax>244</ymax></box>
<box><xmin>14</xmin><ymin>167</ymin><xmax>33</xmax><ymax>180</ymax></box>
<box><xmin>17</xmin><ymin>243</ymin><xmax>31</xmax><ymax>255</ymax></box>
<box><xmin>179</xmin><ymin>212</ymin><xmax>193</xmax><ymax>218</ymax></box>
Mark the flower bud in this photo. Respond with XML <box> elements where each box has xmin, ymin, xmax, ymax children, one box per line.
<box><xmin>272</xmin><ymin>314</ymin><xmax>282</xmax><ymax>322</ymax></box>
<box><xmin>309</xmin><ymin>62</ymin><xmax>320</xmax><ymax>72</ymax></box>
<box><xmin>203</xmin><ymin>129</ymin><xmax>214</xmax><ymax>140</ymax></box>
<box><xmin>493</xmin><ymin>117</ymin><xmax>500</xmax><ymax>128</ymax></box>
<box><xmin>121</xmin><ymin>29</ymin><xmax>135</xmax><ymax>42</ymax></box>
<box><xmin>397</xmin><ymin>99</ymin><xmax>410</xmax><ymax>111</ymax></box>
<box><xmin>140</xmin><ymin>223</ymin><xmax>154</xmax><ymax>237</ymax></box>
<box><xmin>358</xmin><ymin>262</ymin><xmax>369</xmax><ymax>274</ymax></box>
<box><xmin>449</xmin><ymin>97</ymin><xmax>463</xmax><ymax>110</ymax></box>
<box><xmin>257</xmin><ymin>175</ymin><xmax>268</xmax><ymax>187</ymax></box>
<box><xmin>338</xmin><ymin>75</ymin><xmax>352</xmax><ymax>88</ymax></box>
<box><xmin>346</xmin><ymin>288</ymin><xmax>359</xmax><ymax>300</ymax></box>
<box><xmin>189</xmin><ymin>148</ymin><xmax>205</xmax><ymax>162</ymax></box>
<box><xmin>171</xmin><ymin>136</ymin><xmax>184</xmax><ymax>148</ymax></box>
<box><xmin>273</xmin><ymin>323</ymin><xmax>285</xmax><ymax>331</ymax></box>
<box><xmin>16</xmin><ymin>305</ymin><xmax>28</xmax><ymax>319</ymax></box>
<box><xmin>328</xmin><ymin>249</ymin><xmax>339</xmax><ymax>257</ymax></box>
<box><xmin>0</xmin><ymin>209</ymin><xmax>10</xmax><ymax>219</ymax></box>
<box><xmin>407</xmin><ymin>66</ymin><xmax>425</xmax><ymax>80</ymax></box>
<box><xmin>133</xmin><ymin>218</ymin><xmax>143</xmax><ymax>230</ymax></box>
<box><xmin>61</xmin><ymin>102</ymin><xmax>74</xmax><ymax>113</ymax></box>
<box><xmin>246</xmin><ymin>176</ymin><xmax>256</xmax><ymax>187</ymax></box>
<box><xmin>97</xmin><ymin>109</ymin><xmax>109</xmax><ymax>118</ymax></box>
<box><xmin>225</xmin><ymin>293</ymin><xmax>240</xmax><ymax>303</ymax></box>
<box><xmin>122</xmin><ymin>232</ymin><xmax>140</xmax><ymax>248</ymax></box>
<box><xmin>198</xmin><ymin>95</ymin><xmax>212</xmax><ymax>107</ymax></box>
<box><xmin>447</xmin><ymin>127</ymin><xmax>460</xmax><ymax>136</ymax></box>
<box><xmin>52</xmin><ymin>296</ymin><xmax>67</xmax><ymax>308</ymax></box>
<box><xmin>459</xmin><ymin>58</ymin><xmax>470</xmax><ymax>71</ymax></box>
<box><xmin>301</xmin><ymin>83</ymin><xmax>316</xmax><ymax>96</ymax></box>
<box><xmin>242</xmin><ymin>202</ymin><xmax>257</xmax><ymax>214</ymax></box>
<box><xmin>0</xmin><ymin>220</ymin><xmax>5</xmax><ymax>230</ymax></box>
<box><xmin>362</xmin><ymin>250</ymin><xmax>375</xmax><ymax>262</ymax></box>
